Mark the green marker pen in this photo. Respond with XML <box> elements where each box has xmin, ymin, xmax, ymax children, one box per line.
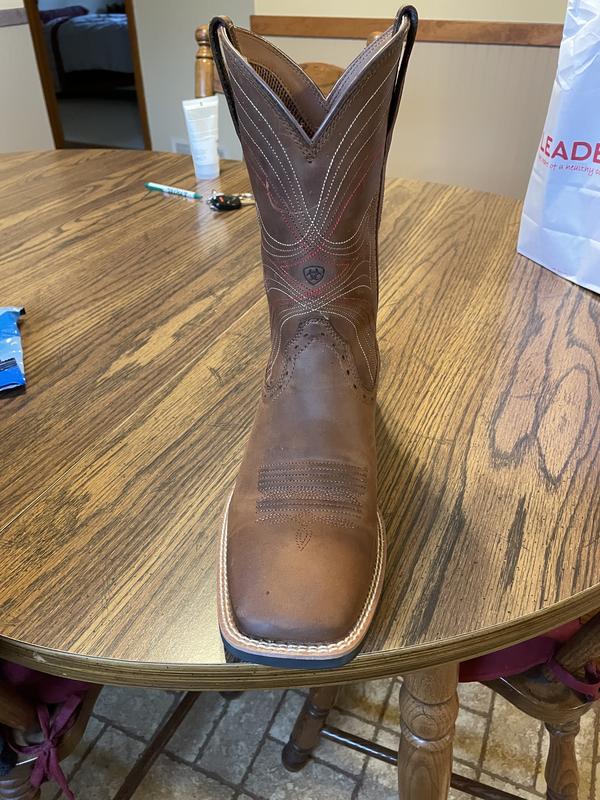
<box><xmin>145</xmin><ymin>182</ymin><xmax>202</xmax><ymax>200</ymax></box>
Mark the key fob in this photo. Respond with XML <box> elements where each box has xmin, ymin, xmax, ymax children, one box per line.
<box><xmin>208</xmin><ymin>193</ymin><xmax>242</xmax><ymax>211</ymax></box>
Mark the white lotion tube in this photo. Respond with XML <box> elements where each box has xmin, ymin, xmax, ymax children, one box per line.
<box><xmin>182</xmin><ymin>96</ymin><xmax>220</xmax><ymax>180</ymax></box>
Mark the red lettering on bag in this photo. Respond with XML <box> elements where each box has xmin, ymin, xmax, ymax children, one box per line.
<box><xmin>544</xmin><ymin>136</ymin><xmax>553</xmax><ymax>156</ymax></box>
<box><xmin>594</xmin><ymin>143</ymin><xmax>600</xmax><ymax>164</ymax></box>
<box><xmin>571</xmin><ymin>141</ymin><xmax>592</xmax><ymax>160</ymax></box>
<box><xmin>551</xmin><ymin>140</ymin><xmax>568</xmax><ymax>160</ymax></box>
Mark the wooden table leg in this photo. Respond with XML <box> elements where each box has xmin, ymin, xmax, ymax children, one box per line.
<box><xmin>0</xmin><ymin>762</ymin><xmax>40</xmax><ymax>800</ymax></box>
<box><xmin>398</xmin><ymin>663</ymin><xmax>459</xmax><ymax>800</ymax></box>
<box><xmin>282</xmin><ymin>685</ymin><xmax>339</xmax><ymax>771</ymax></box>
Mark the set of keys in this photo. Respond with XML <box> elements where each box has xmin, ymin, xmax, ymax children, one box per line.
<box><xmin>207</xmin><ymin>191</ymin><xmax>255</xmax><ymax>212</ymax></box>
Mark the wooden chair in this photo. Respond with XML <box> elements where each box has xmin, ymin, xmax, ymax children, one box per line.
<box><xmin>0</xmin><ymin>671</ymin><xmax>203</xmax><ymax>800</ymax></box>
<box><xmin>283</xmin><ymin>612</ymin><xmax>600</xmax><ymax>799</ymax></box>
<box><xmin>0</xmin><ymin>680</ymin><xmax>100</xmax><ymax>800</ymax></box>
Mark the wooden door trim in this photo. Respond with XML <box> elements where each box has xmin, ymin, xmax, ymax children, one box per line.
<box><xmin>23</xmin><ymin>0</ymin><xmax>151</xmax><ymax>150</ymax></box>
<box><xmin>23</xmin><ymin>0</ymin><xmax>64</xmax><ymax>148</ymax></box>
<box><xmin>250</xmin><ymin>16</ymin><xmax>563</xmax><ymax>47</ymax></box>
<box><xmin>125</xmin><ymin>0</ymin><xmax>151</xmax><ymax>150</ymax></box>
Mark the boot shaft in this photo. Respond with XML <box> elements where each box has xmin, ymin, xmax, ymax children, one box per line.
<box><xmin>211</xmin><ymin>9</ymin><xmax>417</xmax><ymax>390</ymax></box>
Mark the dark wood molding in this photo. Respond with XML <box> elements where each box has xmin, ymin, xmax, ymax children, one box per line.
<box><xmin>250</xmin><ymin>15</ymin><xmax>563</xmax><ymax>47</ymax></box>
<box><xmin>125</xmin><ymin>0</ymin><xmax>152</xmax><ymax>150</ymax></box>
<box><xmin>22</xmin><ymin>0</ymin><xmax>65</xmax><ymax>148</ymax></box>
<box><xmin>22</xmin><ymin>0</ymin><xmax>151</xmax><ymax>150</ymax></box>
<box><xmin>0</xmin><ymin>7</ymin><xmax>28</xmax><ymax>27</ymax></box>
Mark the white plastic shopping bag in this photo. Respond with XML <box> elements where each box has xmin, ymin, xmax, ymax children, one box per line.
<box><xmin>518</xmin><ymin>0</ymin><xmax>600</xmax><ymax>293</ymax></box>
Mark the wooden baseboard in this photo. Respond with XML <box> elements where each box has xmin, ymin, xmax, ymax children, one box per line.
<box><xmin>250</xmin><ymin>16</ymin><xmax>563</xmax><ymax>47</ymax></box>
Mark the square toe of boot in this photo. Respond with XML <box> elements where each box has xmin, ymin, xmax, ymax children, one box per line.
<box><xmin>227</xmin><ymin>522</ymin><xmax>377</xmax><ymax>646</ymax></box>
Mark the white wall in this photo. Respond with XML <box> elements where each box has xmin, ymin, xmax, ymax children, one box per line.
<box><xmin>254</xmin><ymin>0</ymin><xmax>567</xmax><ymax>23</ymax></box>
<box><xmin>0</xmin><ymin>2</ymin><xmax>54</xmax><ymax>152</ymax></box>
<box><xmin>134</xmin><ymin>0</ymin><xmax>253</xmax><ymax>159</ymax></box>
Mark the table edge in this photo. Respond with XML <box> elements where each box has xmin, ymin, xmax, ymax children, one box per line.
<box><xmin>2</xmin><ymin>583</ymin><xmax>599</xmax><ymax>690</ymax></box>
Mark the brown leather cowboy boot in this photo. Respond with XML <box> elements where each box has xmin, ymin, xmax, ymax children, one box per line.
<box><xmin>210</xmin><ymin>7</ymin><xmax>418</xmax><ymax>667</ymax></box>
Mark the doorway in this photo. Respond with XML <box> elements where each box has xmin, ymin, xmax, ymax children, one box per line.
<box><xmin>24</xmin><ymin>0</ymin><xmax>151</xmax><ymax>150</ymax></box>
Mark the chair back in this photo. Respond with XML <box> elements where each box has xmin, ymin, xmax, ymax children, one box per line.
<box><xmin>554</xmin><ymin>611</ymin><xmax>600</xmax><ymax>679</ymax></box>
<box><xmin>195</xmin><ymin>24</ymin><xmax>215</xmax><ymax>97</ymax></box>
<box><xmin>0</xmin><ymin>680</ymin><xmax>37</xmax><ymax>731</ymax></box>
<box><xmin>299</xmin><ymin>31</ymin><xmax>382</xmax><ymax>96</ymax></box>
<box><xmin>297</xmin><ymin>62</ymin><xmax>343</xmax><ymax>96</ymax></box>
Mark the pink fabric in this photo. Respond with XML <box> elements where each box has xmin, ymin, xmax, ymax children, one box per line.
<box><xmin>459</xmin><ymin>619</ymin><xmax>584</xmax><ymax>683</ymax></box>
<box><xmin>1</xmin><ymin>662</ymin><xmax>89</xmax><ymax>705</ymax></box>
<box><xmin>13</xmin><ymin>696</ymin><xmax>83</xmax><ymax>800</ymax></box>
<box><xmin>0</xmin><ymin>661</ymin><xmax>91</xmax><ymax>798</ymax></box>
<box><xmin>547</xmin><ymin>658</ymin><xmax>600</xmax><ymax>702</ymax></box>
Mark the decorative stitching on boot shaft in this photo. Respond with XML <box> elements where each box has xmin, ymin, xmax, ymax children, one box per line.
<box><xmin>264</xmin><ymin>317</ymin><xmax>375</xmax><ymax>400</ymax></box>
<box><xmin>226</xmin><ymin>33</ymin><xmax>401</xmax><ymax>157</ymax></box>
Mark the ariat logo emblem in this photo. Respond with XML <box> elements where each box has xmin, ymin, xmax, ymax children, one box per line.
<box><xmin>303</xmin><ymin>265</ymin><xmax>325</xmax><ymax>285</ymax></box>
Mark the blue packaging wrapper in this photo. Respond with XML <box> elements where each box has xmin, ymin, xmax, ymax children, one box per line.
<box><xmin>0</xmin><ymin>307</ymin><xmax>26</xmax><ymax>392</ymax></box>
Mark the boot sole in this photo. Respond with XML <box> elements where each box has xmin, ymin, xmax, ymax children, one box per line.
<box><xmin>217</xmin><ymin>491</ymin><xmax>386</xmax><ymax>669</ymax></box>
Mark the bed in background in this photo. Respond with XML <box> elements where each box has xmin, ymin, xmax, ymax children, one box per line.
<box><xmin>40</xmin><ymin>4</ymin><xmax>134</xmax><ymax>95</ymax></box>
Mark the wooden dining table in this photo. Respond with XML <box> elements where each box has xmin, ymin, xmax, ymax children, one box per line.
<box><xmin>1</xmin><ymin>149</ymin><xmax>599</xmax><ymax>800</ymax></box>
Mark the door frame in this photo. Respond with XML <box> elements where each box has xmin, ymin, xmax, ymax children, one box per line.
<box><xmin>23</xmin><ymin>0</ymin><xmax>151</xmax><ymax>149</ymax></box>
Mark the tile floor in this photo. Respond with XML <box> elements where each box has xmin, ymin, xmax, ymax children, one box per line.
<box><xmin>41</xmin><ymin>679</ymin><xmax>599</xmax><ymax>800</ymax></box>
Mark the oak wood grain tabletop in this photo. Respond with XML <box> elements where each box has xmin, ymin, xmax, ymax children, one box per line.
<box><xmin>0</xmin><ymin>150</ymin><xmax>599</xmax><ymax>691</ymax></box>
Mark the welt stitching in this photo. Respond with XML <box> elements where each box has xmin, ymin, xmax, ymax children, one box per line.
<box><xmin>219</xmin><ymin>499</ymin><xmax>385</xmax><ymax>653</ymax></box>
